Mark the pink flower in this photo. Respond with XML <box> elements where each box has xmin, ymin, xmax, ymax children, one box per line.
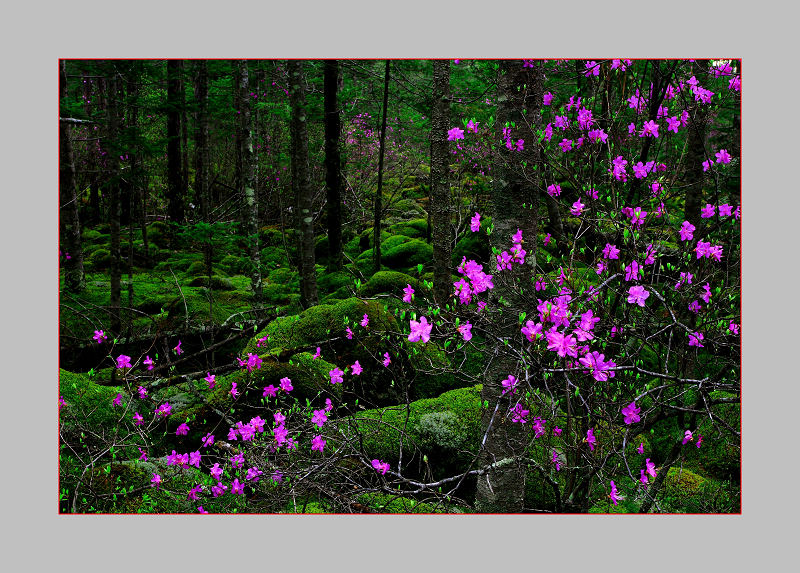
<box><xmin>637</xmin><ymin>442</ymin><xmax>644</xmax><ymax>455</ymax></box>
<box><xmin>112</xmin><ymin>393</ymin><xmax>122</xmax><ymax>407</ymax></box>
<box><xmin>701</xmin><ymin>204</ymin><xmax>715</xmax><ymax>218</ymax></box>
<box><xmin>551</xmin><ymin>450</ymin><xmax>561</xmax><ymax>471</ymax></box>
<box><xmin>586</xmin><ymin>428</ymin><xmax>596</xmax><ymax>451</ymax></box>
<box><xmin>627</xmin><ymin>286</ymin><xmax>649</xmax><ymax>307</ymax></box>
<box><xmin>718</xmin><ymin>203</ymin><xmax>733</xmax><ymax>217</ymax></box>
<box><xmin>231</xmin><ymin>453</ymin><xmax>245</xmax><ymax>469</ymax></box>
<box><xmin>246</xmin><ymin>466</ymin><xmax>263</xmax><ymax>482</ymax></box>
<box><xmin>609</xmin><ymin>481</ymin><xmax>621</xmax><ymax>505</ymax></box>
<box><xmin>230</xmin><ymin>382</ymin><xmax>239</xmax><ymax>399</ymax></box>
<box><xmin>197</xmin><ymin>506</ymin><xmax>208</xmax><ymax>513</ymax></box>
<box><xmin>543</xmin><ymin>92</ymin><xmax>553</xmax><ymax>105</ymax></box>
<box><xmin>570</xmin><ymin>200</ymin><xmax>584</xmax><ymax>216</ymax></box>
<box><xmin>457</xmin><ymin>322</ymin><xmax>473</xmax><ymax>341</ymax></box>
<box><xmin>133</xmin><ymin>412</ymin><xmax>144</xmax><ymax>425</ymax></box>
<box><xmin>531</xmin><ymin>417</ymin><xmax>546</xmax><ymax>438</ymax></box>
<box><xmin>729</xmin><ymin>321</ymin><xmax>740</xmax><ymax>335</ymax></box>
<box><xmin>448</xmin><ymin>127</ymin><xmax>465</xmax><ymax>141</ymax></box>
<box><xmin>696</xmin><ymin>435</ymin><xmax>703</xmax><ymax>448</ymax></box>
<box><xmin>202</xmin><ymin>432</ymin><xmax>214</xmax><ymax>447</ymax></box>
<box><xmin>361</xmin><ymin>314</ymin><xmax>369</xmax><ymax>328</ymax></box>
<box><xmin>602</xmin><ymin>243</ymin><xmax>620</xmax><ymax>259</ymax></box>
<box><xmin>559</xmin><ymin>139</ymin><xmax>573</xmax><ymax>152</ymax></box>
<box><xmin>625</xmin><ymin>260</ymin><xmax>640</xmax><ymax>282</ymax></box>
<box><xmin>155</xmin><ymin>402</ymin><xmax>172</xmax><ymax>417</ymax></box>
<box><xmin>715</xmin><ymin>149</ymin><xmax>731</xmax><ymax>164</ymax></box>
<box><xmin>210</xmin><ymin>463</ymin><xmax>223</xmax><ymax>481</ymax></box>
<box><xmin>312</xmin><ymin>409</ymin><xmax>328</xmax><ymax>428</ymax></box>
<box><xmin>351</xmin><ymin>361</ymin><xmax>362</xmax><ymax>376</ymax></box>
<box><xmin>702</xmin><ymin>159</ymin><xmax>713</xmax><ymax>172</ymax></box>
<box><xmin>682</xmin><ymin>430</ymin><xmax>694</xmax><ymax>445</ymax></box>
<box><xmin>189</xmin><ymin>451</ymin><xmax>201</xmax><ymax>468</ymax></box>
<box><xmin>346</xmin><ymin>327</ymin><xmax>354</xmax><ymax>340</ymax></box>
<box><xmin>466</xmin><ymin>120</ymin><xmax>479</xmax><ymax>133</ymax></box>
<box><xmin>584</xmin><ymin>61</ymin><xmax>600</xmax><ymax>76</ymax></box>
<box><xmin>263</xmin><ymin>384</ymin><xmax>278</xmax><ymax>398</ymax></box>
<box><xmin>174</xmin><ymin>340</ymin><xmax>183</xmax><ymax>355</ymax></box>
<box><xmin>509</xmin><ymin>403</ymin><xmax>529</xmax><ymax>424</ymax></box>
<box><xmin>547</xmin><ymin>184</ymin><xmax>561</xmax><ymax>197</ymax></box>
<box><xmin>679</xmin><ymin>221</ymin><xmax>696</xmax><ymax>241</ymax></box>
<box><xmin>93</xmin><ymin>330</ymin><xmax>107</xmax><ymax>344</ymax></box>
<box><xmin>211</xmin><ymin>482</ymin><xmax>228</xmax><ymax>498</ymax></box>
<box><xmin>640</xmin><ymin>470</ymin><xmax>649</xmax><ymax>484</ymax></box>
<box><xmin>312</xmin><ymin>347</ymin><xmax>321</xmax><ymax>360</ymax></box>
<box><xmin>408</xmin><ymin>316</ymin><xmax>432</xmax><ymax>343</ymax></box>
<box><xmin>383</xmin><ymin>353</ymin><xmax>391</xmax><ymax>367</ymax></box>
<box><xmin>116</xmin><ymin>355</ymin><xmax>132</xmax><ymax>369</ymax></box>
<box><xmin>256</xmin><ymin>335</ymin><xmax>269</xmax><ymax>347</ymax></box>
<box><xmin>578</xmin><ymin>351</ymin><xmax>616</xmax><ymax>382</ymax></box>
<box><xmin>280</xmin><ymin>377</ymin><xmax>294</xmax><ymax>392</ymax></box>
<box><xmin>640</xmin><ymin>120</ymin><xmax>659</xmax><ymax>138</ymax></box>
<box><xmin>621</xmin><ymin>401</ymin><xmax>641</xmax><ymax>425</ymax></box>
<box><xmin>546</xmin><ymin>331</ymin><xmax>578</xmax><ymax>358</ymax></box>
<box><xmin>688</xmin><ymin>331</ymin><xmax>704</xmax><ymax>348</ymax></box>
<box><xmin>205</xmin><ymin>372</ymin><xmax>216</xmax><ymax>389</ymax></box>
<box><xmin>371</xmin><ymin>459</ymin><xmax>390</xmax><ymax>475</ymax></box>
<box><xmin>329</xmin><ymin>367</ymin><xmax>344</xmax><ymax>384</ymax></box>
<box><xmin>311</xmin><ymin>435</ymin><xmax>326</xmax><ymax>452</ymax></box>
<box><xmin>176</xmin><ymin>422</ymin><xmax>190</xmax><ymax>436</ymax></box>
<box><xmin>151</xmin><ymin>473</ymin><xmax>162</xmax><ymax>490</ymax></box>
<box><xmin>402</xmin><ymin>284</ymin><xmax>415</xmax><ymax>303</ymax></box>
<box><xmin>553</xmin><ymin>426</ymin><xmax>562</xmax><ymax>437</ymax></box>
<box><xmin>138</xmin><ymin>447</ymin><xmax>147</xmax><ymax>461</ymax></box>
<box><xmin>501</xmin><ymin>375</ymin><xmax>518</xmax><ymax>396</ymax></box>
<box><xmin>521</xmin><ymin>320</ymin><xmax>542</xmax><ymax>342</ymax></box>
<box><xmin>666</xmin><ymin>116</ymin><xmax>680</xmax><ymax>133</ymax></box>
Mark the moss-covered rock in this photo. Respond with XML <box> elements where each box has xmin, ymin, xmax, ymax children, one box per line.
<box><xmin>318</xmin><ymin>271</ymin><xmax>354</xmax><ymax>296</ymax></box>
<box><xmin>88</xmin><ymin>248</ymin><xmax>114</xmax><ymax>270</ymax></box>
<box><xmin>387</xmin><ymin>218</ymin><xmax>429</xmax><ymax>239</ymax></box>
<box><xmin>381</xmin><ymin>239</ymin><xmax>434</xmax><ymax>271</ymax></box>
<box><xmin>187</xmin><ymin>275</ymin><xmax>236</xmax><ymax>290</ymax></box>
<box><xmin>358</xmin><ymin>270</ymin><xmax>419</xmax><ymax>298</ymax></box>
<box><xmin>338</xmin><ymin>384</ymin><xmax>483</xmax><ymax>478</ymax></box>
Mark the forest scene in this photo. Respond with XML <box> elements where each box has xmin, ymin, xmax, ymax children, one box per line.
<box><xmin>58</xmin><ymin>58</ymin><xmax>741</xmax><ymax>514</ymax></box>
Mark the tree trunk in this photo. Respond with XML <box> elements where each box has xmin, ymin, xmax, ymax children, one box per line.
<box><xmin>289</xmin><ymin>60</ymin><xmax>318</xmax><ymax>309</ymax></box>
<box><xmin>238</xmin><ymin>60</ymin><xmax>263</xmax><ymax>305</ymax></box>
<box><xmin>106</xmin><ymin>68</ymin><xmax>122</xmax><ymax>335</ymax></box>
<box><xmin>430</xmin><ymin>60</ymin><xmax>452</xmax><ymax>307</ymax></box>
<box><xmin>324</xmin><ymin>59</ymin><xmax>344</xmax><ymax>272</ymax></box>
<box><xmin>474</xmin><ymin>59</ymin><xmax>543</xmax><ymax>513</ymax></box>
<box><xmin>684</xmin><ymin>59</ymin><xmax>709</xmax><ymax>229</ymax></box>
<box><xmin>373</xmin><ymin>60</ymin><xmax>391</xmax><ymax>272</ymax></box>
<box><xmin>167</xmin><ymin>60</ymin><xmax>184</xmax><ymax>226</ymax></box>
<box><xmin>194</xmin><ymin>60</ymin><xmax>211</xmax><ymax>278</ymax></box>
<box><xmin>59</xmin><ymin>60</ymin><xmax>86</xmax><ymax>293</ymax></box>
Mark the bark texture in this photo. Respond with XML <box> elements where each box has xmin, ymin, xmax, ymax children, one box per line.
<box><xmin>430</xmin><ymin>60</ymin><xmax>452</xmax><ymax>307</ymax></box>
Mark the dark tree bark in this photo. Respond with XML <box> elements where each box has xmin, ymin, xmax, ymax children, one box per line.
<box><xmin>684</xmin><ymin>59</ymin><xmax>710</xmax><ymax>229</ymax></box>
<box><xmin>474</xmin><ymin>59</ymin><xmax>544</xmax><ymax>513</ymax></box>
<box><xmin>193</xmin><ymin>60</ymin><xmax>211</xmax><ymax>276</ymax></box>
<box><xmin>167</xmin><ymin>60</ymin><xmax>184</xmax><ymax>225</ymax></box>
<box><xmin>106</xmin><ymin>68</ymin><xmax>122</xmax><ymax>335</ymax></box>
<box><xmin>238</xmin><ymin>60</ymin><xmax>263</xmax><ymax>305</ymax></box>
<box><xmin>430</xmin><ymin>59</ymin><xmax>452</xmax><ymax>307</ymax></box>
<box><xmin>82</xmin><ymin>71</ymin><xmax>101</xmax><ymax>227</ymax></box>
<box><xmin>373</xmin><ymin>60</ymin><xmax>391</xmax><ymax>272</ymax></box>
<box><xmin>289</xmin><ymin>60</ymin><xmax>318</xmax><ymax>309</ymax></box>
<box><xmin>59</xmin><ymin>60</ymin><xmax>86</xmax><ymax>293</ymax></box>
<box><xmin>324</xmin><ymin>59</ymin><xmax>344</xmax><ymax>272</ymax></box>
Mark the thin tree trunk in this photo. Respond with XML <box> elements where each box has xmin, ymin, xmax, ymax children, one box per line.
<box><xmin>430</xmin><ymin>59</ymin><xmax>452</xmax><ymax>307</ymax></box>
<box><xmin>289</xmin><ymin>60</ymin><xmax>318</xmax><ymax>308</ymax></box>
<box><xmin>324</xmin><ymin>59</ymin><xmax>344</xmax><ymax>272</ymax></box>
<box><xmin>194</xmin><ymin>60</ymin><xmax>211</xmax><ymax>278</ymax></box>
<box><xmin>106</xmin><ymin>68</ymin><xmax>122</xmax><ymax>335</ymax></box>
<box><xmin>684</xmin><ymin>60</ymin><xmax>709</xmax><ymax>229</ymax></box>
<box><xmin>373</xmin><ymin>60</ymin><xmax>391</xmax><ymax>272</ymax></box>
<box><xmin>167</xmin><ymin>60</ymin><xmax>184</xmax><ymax>226</ymax></box>
<box><xmin>60</xmin><ymin>60</ymin><xmax>86</xmax><ymax>293</ymax></box>
<box><xmin>238</xmin><ymin>60</ymin><xmax>262</xmax><ymax>306</ymax></box>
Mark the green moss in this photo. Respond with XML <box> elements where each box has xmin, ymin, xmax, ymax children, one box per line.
<box><xmin>408</xmin><ymin>341</ymin><xmax>457</xmax><ymax>399</ymax></box>
<box><xmin>387</xmin><ymin>218</ymin><xmax>429</xmax><ymax>239</ymax></box>
<box><xmin>87</xmin><ymin>248</ymin><xmax>113</xmax><ymax>270</ymax></box>
<box><xmin>187</xmin><ymin>275</ymin><xmax>236</xmax><ymax>290</ymax></box>
<box><xmin>356</xmin><ymin>492</ymin><xmax>448</xmax><ymax>513</ymax></box>
<box><xmin>390</xmin><ymin>199</ymin><xmax>427</xmax><ymax>219</ymax></box>
<box><xmin>358</xmin><ymin>270</ymin><xmax>419</xmax><ymax>298</ymax></box>
<box><xmin>381</xmin><ymin>239</ymin><xmax>434</xmax><ymax>271</ymax></box>
<box><xmin>340</xmin><ymin>384</ymin><xmax>483</xmax><ymax>477</ymax></box>
<box><xmin>59</xmin><ymin>369</ymin><xmax>126</xmax><ymax>430</ymax></box>
<box><xmin>318</xmin><ymin>271</ymin><xmax>354</xmax><ymax>295</ymax></box>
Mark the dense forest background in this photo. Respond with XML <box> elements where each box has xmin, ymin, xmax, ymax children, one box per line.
<box><xmin>58</xmin><ymin>59</ymin><xmax>741</xmax><ymax>514</ymax></box>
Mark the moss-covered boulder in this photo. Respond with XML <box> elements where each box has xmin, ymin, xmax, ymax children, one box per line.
<box><xmin>387</xmin><ymin>218</ymin><xmax>429</xmax><ymax>240</ymax></box>
<box><xmin>187</xmin><ymin>275</ymin><xmax>236</xmax><ymax>290</ymax></box>
<box><xmin>381</xmin><ymin>239</ymin><xmax>434</xmax><ymax>271</ymax></box>
<box><xmin>87</xmin><ymin>248</ymin><xmax>113</xmax><ymax>270</ymax></box>
<box><xmin>318</xmin><ymin>271</ymin><xmax>354</xmax><ymax>296</ymax></box>
<box><xmin>358</xmin><ymin>270</ymin><xmax>419</xmax><ymax>298</ymax></box>
<box><xmin>338</xmin><ymin>384</ymin><xmax>483</xmax><ymax>478</ymax></box>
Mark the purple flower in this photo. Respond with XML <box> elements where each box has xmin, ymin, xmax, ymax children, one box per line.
<box><xmin>176</xmin><ymin>422</ymin><xmax>190</xmax><ymax>436</ymax></box>
<box><xmin>329</xmin><ymin>367</ymin><xmax>344</xmax><ymax>385</ymax></box>
<box><xmin>116</xmin><ymin>355</ymin><xmax>132</xmax><ymax>369</ymax></box>
<box><xmin>408</xmin><ymin>316</ymin><xmax>432</xmax><ymax>343</ymax></box>
<box><xmin>280</xmin><ymin>377</ymin><xmax>294</xmax><ymax>392</ymax></box>
<box><xmin>621</xmin><ymin>401</ymin><xmax>641</xmax><ymax>425</ymax></box>
<box><xmin>151</xmin><ymin>473</ymin><xmax>162</xmax><ymax>490</ymax></box>
<box><xmin>311</xmin><ymin>409</ymin><xmax>328</xmax><ymax>428</ymax></box>
<box><xmin>351</xmin><ymin>361</ymin><xmax>362</xmax><ymax>376</ymax></box>
<box><xmin>93</xmin><ymin>330</ymin><xmax>107</xmax><ymax>344</ymax></box>
<box><xmin>371</xmin><ymin>459</ymin><xmax>390</xmax><ymax>475</ymax></box>
<box><xmin>448</xmin><ymin>127</ymin><xmax>465</xmax><ymax>141</ymax></box>
<box><xmin>202</xmin><ymin>432</ymin><xmax>215</xmax><ymax>447</ymax></box>
<box><xmin>586</xmin><ymin>428</ymin><xmax>597</xmax><ymax>451</ymax></box>
<box><xmin>688</xmin><ymin>331</ymin><xmax>705</xmax><ymax>348</ymax></box>
<box><xmin>361</xmin><ymin>314</ymin><xmax>369</xmax><ymax>328</ymax></box>
<box><xmin>509</xmin><ymin>403</ymin><xmax>529</xmax><ymax>424</ymax></box>
<box><xmin>501</xmin><ymin>375</ymin><xmax>518</xmax><ymax>396</ymax></box>
<box><xmin>402</xmin><ymin>284</ymin><xmax>415</xmax><ymax>303</ymax></box>
<box><xmin>627</xmin><ymin>286</ymin><xmax>649</xmax><ymax>307</ymax></box>
<box><xmin>521</xmin><ymin>320</ymin><xmax>543</xmax><ymax>342</ymax></box>
<box><xmin>383</xmin><ymin>353</ymin><xmax>391</xmax><ymax>367</ymax></box>
<box><xmin>457</xmin><ymin>322</ymin><xmax>473</xmax><ymax>341</ymax></box>
<box><xmin>112</xmin><ymin>393</ymin><xmax>122</xmax><ymax>407</ymax></box>
<box><xmin>311</xmin><ymin>435</ymin><xmax>326</xmax><ymax>452</ymax></box>
<box><xmin>133</xmin><ymin>412</ymin><xmax>144</xmax><ymax>426</ymax></box>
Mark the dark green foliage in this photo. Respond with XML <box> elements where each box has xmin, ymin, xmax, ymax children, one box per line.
<box><xmin>357</xmin><ymin>270</ymin><xmax>418</xmax><ymax>298</ymax></box>
<box><xmin>387</xmin><ymin>218</ymin><xmax>429</xmax><ymax>239</ymax></box>
<box><xmin>452</xmin><ymin>231</ymin><xmax>490</xmax><ymax>266</ymax></box>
